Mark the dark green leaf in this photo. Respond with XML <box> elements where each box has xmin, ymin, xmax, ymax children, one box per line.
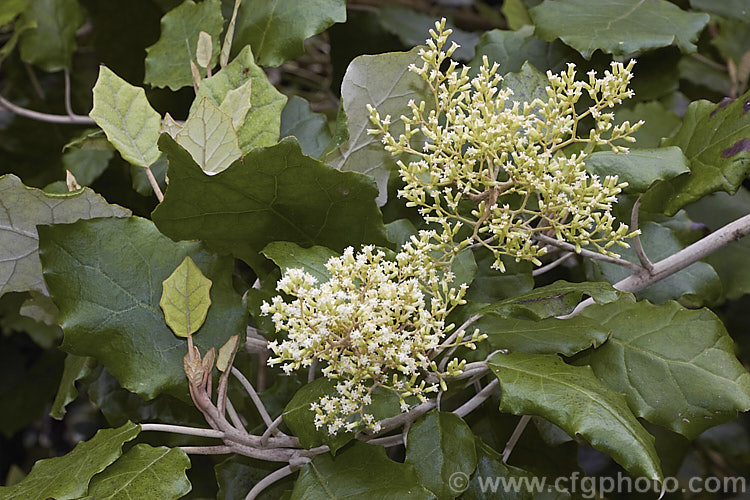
<box><xmin>530</xmin><ymin>0</ymin><xmax>709</xmax><ymax>59</ymax></box>
<box><xmin>584</xmin><ymin>147</ymin><xmax>689</xmax><ymax>194</ymax></box>
<box><xmin>0</xmin><ymin>422</ymin><xmax>139</xmax><ymax>500</ymax></box>
<box><xmin>62</xmin><ymin>147</ymin><xmax>114</xmax><ymax>187</ymax></box>
<box><xmin>50</xmin><ymin>354</ymin><xmax>97</xmax><ymax>420</ymax></box>
<box><xmin>504</xmin><ymin>61</ymin><xmax>549</xmax><ymax>106</ymax></box>
<box><xmin>581</xmin><ymin>298</ymin><xmax>750</xmax><ymax>439</ymax></box>
<box><xmin>612</xmin><ymin>101</ymin><xmax>681</xmax><ymax>149</ymax></box>
<box><xmin>0</xmin><ymin>174</ymin><xmax>130</xmax><ymax>298</ymax></box>
<box><xmin>144</xmin><ymin>0</ymin><xmax>224</xmax><ymax>90</ymax></box>
<box><xmin>677</xmin><ymin>55</ymin><xmax>731</xmax><ymax>96</ymax></box>
<box><xmin>18</xmin><ymin>0</ymin><xmax>84</xmax><ymax>71</ymax></box>
<box><xmin>487</xmin><ymin>351</ymin><xmax>662</xmax><ymax>480</ymax></box>
<box><xmin>38</xmin><ymin>216</ymin><xmax>246</xmax><ymax>399</ymax></box>
<box><xmin>690</xmin><ymin>0</ymin><xmax>750</xmax><ymax>23</ymax></box>
<box><xmin>466</xmin><ymin>251</ymin><xmax>534</xmax><ymax>304</ymax></box>
<box><xmin>290</xmin><ymin>441</ymin><xmax>435</xmax><ymax>499</ymax></box>
<box><xmin>404</xmin><ymin>410</ymin><xmax>477</xmax><ymax>499</ymax></box>
<box><xmin>216</xmin><ymin>456</ymin><xmax>291</xmax><ymax>500</ymax></box>
<box><xmin>152</xmin><ymin>136</ymin><xmax>389</xmax><ymax>273</ymax></box>
<box><xmin>234</xmin><ymin>0</ymin><xmax>345</xmax><ymax>67</ymax></box>
<box><xmin>280</xmin><ymin>96</ymin><xmax>333</xmax><ymax>159</ymax></box>
<box><xmin>262</xmin><ymin>242</ymin><xmax>337</xmax><ymax>284</ymax></box>
<box><xmin>84</xmin><ymin>444</ymin><xmax>191</xmax><ymax>500</ymax></box>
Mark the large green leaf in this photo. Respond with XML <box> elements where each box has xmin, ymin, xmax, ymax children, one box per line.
<box><xmin>690</xmin><ymin>0</ymin><xmax>750</xmax><ymax>23</ymax></box>
<box><xmin>144</xmin><ymin>0</ymin><xmax>224</xmax><ymax>90</ymax></box>
<box><xmin>487</xmin><ymin>351</ymin><xmax>662</xmax><ymax>480</ymax></box>
<box><xmin>530</xmin><ymin>0</ymin><xmax>709</xmax><ymax>59</ymax></box>
<box><xmin>160</xmin><ymin>256</ymin><xmax>212</xmax><ymax>338</ymax></box>
<box><xmin>642</xmin><ymin>90</ymin><xmax>750</xmax><ymax>215</ymax></box>
<box><xmin>175</xmin><ymin>98</ymin><xmax>242</xmax><ymax>175</ymax></box>
<box><xmin>404</xmin><ymin>410</ymin><xmax>477</xmax><ymax>499</ymax></box>
<box><xmin>38</xmin><ymin>216</ymin><xmax>246</xmax><ymax>399</ymax></box>
<box><xmin>0</xmin><ymin>174</ymin><xmax>130</xmax><ymax>298</ymax></box>
<box><xmin>280</xmin><ymin>96</ymin><xmax>333</xmax><ymax>159</ymax></box>
<box><xmin>18</xmin><ymin>0</ymin><xmax>83</xmax><ymax>71</ymax></box>
<box><xmin>581</xmin><ymin>298</ymin><xmax>750</xmax><ymax>439</ymax></box>
<box><xmin>193</xmin><ymin>45</ymin><xmax>287</xmax><ymax>151</ymax></box>
<box><xmin>584</xmin><ymin>147</ymin><xmax>689</xmax><ymax>194</ymax></box>
<box><xmin>478</xmin><ymin>280</ymin><xmax>621</xmax><ymax>319</ymax></box>
<box><xmin>476</xmin><ymin>314</ymin><xmax>610</xmax><ymax>356</ymax></box>
<box><xmin>326</xmin><ymin>47</ymin><xmax>432</xmax><ymax>205</ymax></box>
<box><xmin>0</xmin><ymin>0</ymin><xmax>26</xmax><ymax>28</ymax></box>
<box><xmin>0</xmin><ymin>422</ymin><xmax>139</xmax><ymax>500</ymax></box>
<box><xmin>234</xmin><ymin>0</ymin><xmax>345</xmax><ymax>67</ymax></box>
<box><xmin>262</xmin><ymin>242</ymin><xmax>337</xmax><ymax>284</ymax></box>
<box><xmin>50</xmin><ymin>354</ymin><xmax>97</xmax><ymax>420</ymax></box>
<box><xmin>90</xmin><ymin>66</ymin><xmax>162</xmax><ymax>169</ymax></box>
<box><xmin>215</xmin><ymin>456</ymin><xmax>292</xmax><ymax>500</ymax></box>
<box><xmin>465</xmin><ymin>250</ymin><xmax>534</xmax><ymax>304</ymax></box>
<box><xmin>612</xmin><ymin>101</ymin><xmax>681</xmax><ymax>149</ymax></box>
<box><xmin>152</xmin><ymin>135</ymin><xmax>389</xmax><ymax>273</ymax></box>
<box><xmin>83</xmin><ymin>444</ymin><xmax>191</xmax><ymax>500</ymax></box>
<box><xmin>290</xmin><ymin>441</ymin><xmax>435</xmax><ymax>499</ymax></box>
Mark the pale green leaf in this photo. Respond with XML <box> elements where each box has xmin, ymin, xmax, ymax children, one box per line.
<box><xmin>160</xmin><ymin>256</ymin><xmax>212</xmax><ymax>338</ymax></box>
<box><xmin>196</xmin><ymin>30</ymin><xmax>212</xmax><ymax>68</ymax></box>
<box><xmin>18</xmin><ymin>0</ymin><xmax>83</xmax><ymax>71</ymax></box>
<box><xmin>488</xmin><ymin>351</ymin><xmax>662</xmax><ymax>480</ymax></box>
<box><xmin>50</xmin><ymin>354</ymin><xmax>97</xmax><ymax>420</ymax></box>
<box><xmin>584</xmin><ymin>147</ymin><xmax>690</xmax><ymax>193</ymax></box>
<box><xmin>83</xmin><ymin>444</ymin><xmax>191</xmax><ymax>500</ymax></box>
<box><xmin>326</xmin><ymin>47</ymin><xmax>432</xmax><ymax>205</ymax></box>
<box><xmin>90</xmin><ymin>66</ymin><xmax>162</xmax><ymax>168</ymax></box>
<box><xmin>175</xmin><ymin>98</ymin><xmax>242</xmax><ymax>175</ymax></box>
<box><xmin>216</xmin><ymin>334</ymin><xmax>240</xmax><ymax>373</ymax></box>
<box><xmin>144</xmin><ymin>0</ymin><xmax>224</xmax><ymax>90</ymax></box>
<box><xmin>234</xmin><ymin>0</ymin><xmax>346</xmax><ymax>67</ymax></box>
<box><xmin>0</xmin><ymin>174</ymin><xmax>130</xmax><ymax>298</ymax></box>
<box><xmin>0</xmin><ymin>0</ymin><xmax>26</xmax><ymax>27</ymax></box>
<box><xmin>194</xmin><ymin>46</ymin><xmax>287</xmax><ymax>151</ymax></box>
<box><xmin>219</xmin><ymin>79</ymin><xmax>252</xmax><ymax>130</ymax></box>
<box><xmin>0</xmin><ymin>422</ymin><xmax>139</xmax><ymax>500</ymax></box>
<box><xmin>161</xmin><ymin>113</ymin><xmax>183</xmax><ymax>139</ymax></box>
<box><xmin>582</xmin><ymin>299</ymin><xmax>750</xmax><ymax>439</ymax></box>
<box><xmin>530</xmin><ymin>0</ymin><xmax>709</xmax><ymax>59</ymax></box>
<box><xmin>262</xmin><ymin>242</ymin><xmax>337</xmax><ymax>284</ymax></box>
<box><xmin>501</xmin><ymin>0</ymin><xmax>532</xmax><ymax>31</ymax></box>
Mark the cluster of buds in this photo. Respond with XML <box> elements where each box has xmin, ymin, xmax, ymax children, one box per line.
<box><xmin>262</xmin><ymin>235</ymin><xmax>485</xmax><ymax>435</ymax></box>
<box><xmin>367</xmin><ymin>19</ymin><xmax>643</xmax><ymax>271</ymax></box>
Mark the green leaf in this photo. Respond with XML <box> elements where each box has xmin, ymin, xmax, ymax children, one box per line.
<box><xmin>0</xmin><ymin>422</ymin><xmax>139</xmax><ymax>500</ymax></box>
<box><xmin>0</xmin><ymin>14</ymin><xmax>35</xmax><ymax>65</ymax></box>
<box><xmin>326</xmin><ymin>47</ymin><xmax>433</xmax><ymax>205</ymax></box>
<box><xmin>144</xmin><ymin>0</ymin><xmax>224</xmax><ymax>90</ymax></box>
<box><xmin>584</xmin><ymin>147</ymin><xmax>689</xmax><ymax>193</ymax></box>
<box><xmin>38</xmin><ymin>216</ymin><xmax>246</xmax><ymax>399</ymax></box>
<box><xmin>50</xmin><ymin>354</ymin><xmax>97</xmax><ymax>420</ymax></box>
<box><xmin>175</xmin><ymin>98</ymin><xmax>242</xmax><ymax>175</ymax></box>
<box><xmin>62</xmin><ymin>130</ymin><xmax>115</xmax><ymax>187</ymax></box>
<box><xmin>290</xmin><ymin>441</ymin><xmax>435</xmax><ymax>499</ymax></box>
<box><xmin>193</xmin><ymin>46</ymin><xmax>287</xmax><ymax>151</ymax></box>
<box><xmin>463</xmin><ymin>438</ymin><xmax>543</xmax><ymax>500</ymax></box>
<box><xmin>160</xmin><ymin>256</ymin><xmax>213</xmax><ymax>338</ymax></box>
<box><xmin>478</xmin><ymin>280</ymin><xmax>621</xmax><ymax>319</ymax></box>
<box><xmin>501</xmin><ymin>0</ymin><xmax>532</xmax><ymax>31</ymax></box>
<box><xmin>466</xmin><ymin>250</ymin><xmax>534</xmax><ymax>304</ymax></box>
<box><xmin>0</xmin><ymin>174</ymin><xmax>130</xmax><ymax>298</ymax></box>
<box><xmin>215</xmin><ymin>456</ymin><xmax>292</xmax><ymax>500</ymax></box>
<box><xmin>687</xmin><ymin>190</ymin><xmax>750</xmax><ymax>300</ymax></box>
<box><xmin>529</xmin><ymin>0</ymin><xmax>709</xmax><ymax>59</ymax></box>
<box><xmin>83</xmin><ymin>444</ymin><xmax>191</xmax><ymax>500</ymax></box>
<box><xmin>690</xmin><ymin>0</ymin><xmax>750</xmax><ymax>23</ymax></box>
<box><xmin>612</xmin><ymin>101</ymin><xmax>681</xmax><ymax>149</ymax></box>
<box><xmin>18</xmin><ymin>0</ymin><xmax>84</xmax><ymax>71</ymax></box>
<box><xmin>262</xmin><ymin>242</ymin><xmax>337</xmax><ymax>284</ymax></box>
<box><xmin>280</xmin><ymin>96</ymin><xmax>333</xmax><ymax>159</ymax></box>
<box><xmin>476</xmin><ymin>314</ymin><xmax>610</xmax><ymax>356</ymax></box>
<box><xmin>404</xmin><ymin>410</ymin><xmax>477</xmax><ymax>499</ymax></box>
<box><xmin>642</xmin><ymin>90</ymin><xmax>750</xmax><ymax>215</ymax></box>
<box><xmin>0</xmin><ymin>0</ymin><xmax>26</xmax><ymax>27</ymax></box>
<box><xmin>234</xmin><ymin>0</ymin><xmax>346</xmax><ymax>67</ymax></box>
<box><xmin>90</xmin><ymin>66</ymin><xmax>162</xmax><ymax>169</ymax></box>
<box><xmin>152</xmin><ymin>135</ymin><xmax>389</xmax><ymax>273</ymax></box>
<box><xmin>218</xmin><ymin>79</ymin><xmax>253</xmax><ymax>130</ymax></box>
<box><xmin>487</xmin><ymin>351</ymin><xmax>662</xmax><ymax>480</ymax></box>
<box><xmin>503</xmin><ymin>61</ymin><xmax>549</xmax><ymax>106</ymax></box>
<box><xmin>581</xmin><ymin>298</ymin><xmax>750</xmax><ymax>439</ymax></box>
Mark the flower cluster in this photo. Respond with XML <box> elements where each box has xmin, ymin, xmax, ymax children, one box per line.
<box><xmin>262</xmin><ymin>235</ymin><xmax>484</xmax><ymax>435</ymax></box>
<box><xmin>367</xmin><ymin>19</ymin><xmax>643</xmax><ymax>271</ymax></box>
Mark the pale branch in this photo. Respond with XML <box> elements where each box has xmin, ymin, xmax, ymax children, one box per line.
<box><xmin>144</xmin><ymin>166</ymin><xmax>164</xmax><ymax>202</ymax></box>
<box><xmin>534</xmin><ymin>233</ymin><xmax>644</xmax><ymax>273</ymax></box>
<box><xmin>502</xmin><ymin>415</ymin><xmax>531</xmax><ymax>463</ymax></box>
<box><xmin>140</xmin><ymin>423</ymin><xmax>224</xmax><ymax>439</ymax></box>
<box><xmin>436</xmin><ymin>313</ymin><xmax>483</xmax><ymax>371</ymax></box>
<box><xmin>0</xmin><ymin>93</ymin><xmax>96</xmax><ymax>125</ymax></box>
<box><xmin>246</xmin><ymin>464</ymin><xmax>299</xmax><ymax>500</ymax></box>
<box><xmin>181</xmin><ymin>445</ymin><xmax>232</xmax><ymax>455</ymax></box>
<box><xmin>364</xmin><ymin>434</ymin><xmax>405</xmax><ymax>447</ymax></box>
<box><xmin>532</xmin><ymin>252</ymin><xmax>576</xmax><ymax>276</ymax></box>
<box><xmin>226</xmin><ymin>398</ymin><xmax>249</xmax><ymax>434</ymax></box>
<box><xmin>630</xmin><ymin>198</ymin><xmax>654</xmax><ymax>273</ymax></box>
<box><xmin>453</xmin><ymin>379</ymin><xmax>500</xmax><ymax>418</ymax></box>
<box><xmin>261</xmin><ymin>414</ymin><xmax>284</xmax><ymax>446</ymax></box>
<box><xmin>231</xmin><ymin>367</ymin><xmax>276</xmax><ymax>429</ymax></box>
<box><xmin>63</xmin><ymin>68</ymin><xmax>74</xmax><ymax>117</ymax></box>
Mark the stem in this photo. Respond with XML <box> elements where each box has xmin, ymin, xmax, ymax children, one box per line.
<box><xmin>502</xmin><ymin>415</ymin><xmax>531</xmax><ymax>463</ymax></box>
<box><xmin>140</xmin><ymin>423</ymin><xmax>224</xmax><ymax>439</ymax></box>
<box><xmin>630</xmin><ymin>198</ymin><xmax>654</xmax><ymax>273</ymax></box>
<box><xmin>144</xmin><ymin>166</ymin><xmax>164</xmax><ymax>202</ymax></box>
<box><xmin>245</xmin><ymin>465</ymin><xmax>297</xmax><ymax>500</ymax></box>
<box><xmin>364</xmin><ymin>434</ymin><xmax>404</xmax><ymax>447</ymax></box>
<box><xmin>226</xmin><ymin>398</ymin><xmax>248</xmax><ymax>434</ymax></box>
<box><xmin>64</xmin><ymin>68</ymin><xmax>74</xmax><ymax>117</ymax></box>
<box><xmin>181</xmin><ymin>445</ymin><xmax>232</xmax><ymax>455</ymax></box>
<box><xmin>0</xmin><ymin>93</ymin><xmax>96</xmax><ymax>125</ymax></box>
<box><xmin>534</xmin><ymin>233</ymin><xmax>644</xmax><ymax>273</ymax></box>
<box><xmin>231</xmin><ymin>367</ymin><xmax>275</xmax><ymax>428</ymax></box>
<box><xmin>453</xmin><ymin>379</ymin><xmax>500</xmax><ymax>418</ymax></box>
<box><xmin>261</xmin><ymin>414</ymin><xmax>284</xmax><ymax>445</ymax></box>
<box><xmin>532</xmin><ymin>252</ymin><xmax>575</xmax><ymax>276</ymax></box>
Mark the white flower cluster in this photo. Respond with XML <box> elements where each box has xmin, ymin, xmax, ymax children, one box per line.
<box><xmin>368</xmin><ymin>19</ymin><xmax>643</xmax><ymax>271</ymax></box>
<box><xmin>262</xmin><ymin>236</ymin><xmax>483</xmax><ymax>435</ymax></box>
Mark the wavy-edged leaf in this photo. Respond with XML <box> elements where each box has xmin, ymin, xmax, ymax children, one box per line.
<box><xmin>584</xmin><ymin>147</ymin><xmax>689</xmax><ymax>194</ymax></box>
<box><xmin>83</xmin><ymin>444</ymin><xmax>191</xmax><ymax>500</ymax></box>
<box><xmin>326</xmin><ymin>47</ymin><xmax>433</xmax><ymax>206</ymax></box>
<box><xmin>234</xmin><ymin>0</ymin><xmax>345</xmax><ymax>67</ymax></box>
<box><xmin>0</xmin><ymin>422</ymin><xmax>139</xmax><ymax>500</ymax></box>
<box><xmin>144</xmin><ymin>0</ymin><xmax>224</xmax><ymax>90</ymax></box>
<box><xmin>530</xmin><ymin>0</ymin><xmax>709</xmax><ymax>59</ymax></box>
<box><xmin>160</xmin><ymin>256</ymin><xmax>212</xmax><ymax>338</ymax></box>
<box><xmin>194</xmin><ymin>45</ymin><xmax>286</xmax><ymax>151</ymax></box>
<box><xmin>262</xmin><ymin>242</ymin><xmax>337</xmax><ymax>284</ymax></box>
<box><xmin>487</xmin><ymin>351</ymin><xmax>662</xmax><ymax>480</ymax></box>
<box><xmin>0</xmin><ymin>174</ymin><xmax>130</xmax><ymax>298</ymax></box>
<box><xmin>38</xmin><ymin>217</ymin><xmax>246</xmax><ymax>399</ymax></box>
<box><xmin>405</xmin><ymin>411</ymin><xmax>477</xmax><ymax>499</ymax></box>
<box><xmin>90</xmin><ymin>66</ymin><xmax>162</xmax><ymax>168</ymax></box>
<box><xmin>642</xmin><ymin>90</ymin><xmax>750</xmax><ymax>215</ymax></box>
<box><xmin>581</xmin><ymin>298</ymin><xmax>750</xmax><ymax>439</ymax></box>
<box><xmin>152</xmin><ymin>136</ymin><xmax>389</xmax><ymax>273</ymax></box>
<box><xmin>50</xmin><ymin>354</ymin><xmax>96</xmax><ymax>420</ymax></box>
<box><xmin>18</xmin><ymin>0</ymin><xmax>83</xmax><ymax>71</ymax></box>
<box><xmin>290</xmin><ymin>441</ymin><xmax>435</xmax><ymax>499</ymax></box>
<box><xmin>175</xmin><ymin>98</ymin><xmax>242</xmax><ymax>175</ymax></box>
